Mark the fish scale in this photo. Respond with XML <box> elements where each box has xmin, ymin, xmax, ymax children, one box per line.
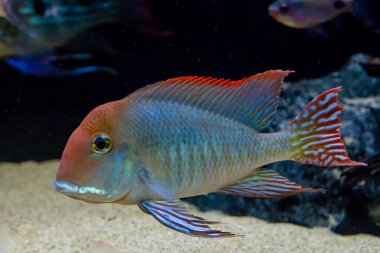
<box><xmin>128</xmin><ymin>99</ymin><xmax>291</xmax><ymax>197</ymax></box>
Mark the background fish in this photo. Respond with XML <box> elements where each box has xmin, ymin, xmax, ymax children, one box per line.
<box><xmin>55</xmin><ymin>70</ymin><xmax>365</xmax><ymax>237</ymax></box>
<box><xmin>0</xmin><ymin>0</ymin><xmax>166</xmax><ymax>76</ymax></box>
<box><xmin>268</xmin><ymin>0</ymin><xmax>380</xmax><ymax>32</ymax></box>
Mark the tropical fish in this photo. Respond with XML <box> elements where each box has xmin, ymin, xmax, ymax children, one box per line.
<box><xmin>55</xmin><ymin>70</ymin><xmax>365</xmax><ymax>237</ymax></box>
<box><xmin>268</xmin><ymin>0</ymin><xmax>380</xmax><ymax>32</ymax></box>
<box><xmin>0</xmin><ymin>0</ymin><xmax>165</xmax><ymax>76</ymax></box>
<box><xmin>268</xmin><ymin>0</ymin><xmax>353</xmax><ymax>28</ymax></box>
<box><xmin>1</xmin><ymin>0</ymin><xmax>165</xmax><ymax>41</ymax></box>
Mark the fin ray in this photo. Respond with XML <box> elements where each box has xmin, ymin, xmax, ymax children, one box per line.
<box><xmin>138</xmin><ymin>200</ymin><xmax>236</xmax><ymax>238</ymax></box>
<box><xmin>289</xmin><ymin>87</ymin><xmax>366</xmax><ymax>166</ymax></box>
<box><xmin>217</xmin><ymin>168</ymin><xmax>323</xmax><ymax>198</ymax></box>
<box><xmin>131</xmin><ymin>70</ymin><xmax>291</xmax><ymax>131</ymax></box>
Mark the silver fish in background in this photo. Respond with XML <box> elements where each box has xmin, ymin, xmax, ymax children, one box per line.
<box><xmin>268</xmin><ymin>0</ymin><xmax>380</xmax><ymax>32</ymax></box>
<box><xmin>1</xmin><ymin>0</ymin><xmax>166</xmax><ymax>40</ymax></box>
<box><xmin>0</xmin><ymin>0</ymin><xmax>166</xmax><ymax>76</ymax></box>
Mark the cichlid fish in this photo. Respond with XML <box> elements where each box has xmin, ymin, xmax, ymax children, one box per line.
<box><xmin>55</xmin><ymin>70</ymin><xmax>365</xmax><ymax>237</ymax></box>
<box><xmin>1</xmin><ymin>0</ymin><xmax>165</xmax><ymax>42</ymax></box>
<box><xmin>268</xmin><ymin>0</ymin><xmax>353</xmax><ymax>28</ymax></box>
<box><xmin>268</xmin><ymin>0</ymin><xmax>380</xmax><ymax>32</ymax></box>
<box><xmin>0</xmin><ymin>0</ymin><xmax>165</xmax><ymax>76</ymax></box>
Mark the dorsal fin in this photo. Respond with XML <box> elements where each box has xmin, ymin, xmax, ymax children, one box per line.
<box><xmin>131</xmin><ymin>70</ymin><xmax>291</xmax><ymax>131</ymax></box>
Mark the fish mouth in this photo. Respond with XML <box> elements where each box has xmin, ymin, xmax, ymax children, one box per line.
<box><xmin>54</xmin><ymin>180</ymin><xmax>80</xmax><ymax>194</ymax></box>
<box><xmin>54</xmin><ymin>180</ymin><xmax>131</xmax><ymax>204</ymax></box>
<box><xmin>54</xmin><ymin>180</ymin><xmax>108</xmax><ymax>198</ymax></box>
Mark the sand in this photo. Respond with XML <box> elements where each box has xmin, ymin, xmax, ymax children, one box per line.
<box><xmin>0</xmin><ymin>161</ymin><xmax>379</xmax><ymax>253</ymax></box>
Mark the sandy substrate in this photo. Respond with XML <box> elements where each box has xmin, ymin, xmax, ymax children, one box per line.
<box><xmin>0</xmin><ymin>161</ymin><xmax>379</xmax><ymax>253</ymax></box>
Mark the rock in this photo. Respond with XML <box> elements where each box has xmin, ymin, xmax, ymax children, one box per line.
<box><xmin>186</xmin><ymin>53</ymin><xmax>380</xmax><ymax>236</ymax></box>
<box><xmin>360</xmin><ymin>57</ymin><xmax>380</xmax><ymax>78</ymax></box>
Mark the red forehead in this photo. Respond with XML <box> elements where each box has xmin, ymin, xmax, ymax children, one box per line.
<box><xmin>80</xmin><ymin>99</ymin><xmax>125</xmax><ymax>133</ymax></box>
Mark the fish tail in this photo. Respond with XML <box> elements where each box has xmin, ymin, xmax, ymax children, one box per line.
<box><xmin>288</xmin><ymin>87</ymin><xmax>366</xmax><ymax>167</ymax></box>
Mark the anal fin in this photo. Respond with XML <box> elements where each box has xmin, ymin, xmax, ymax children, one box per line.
<box><xmin>217</xmin><ymin>168</ymin><xmax>324</xmax><ymax>198</ymax></box>
<box><xmin>138</xmin><ymin>200</ymin><xmax>237</xmax><ymax>238</ymax></box>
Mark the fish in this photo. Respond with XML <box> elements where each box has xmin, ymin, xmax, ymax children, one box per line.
<box><xmin>0</xmin><ymin>0</ymin><xmax>166</xmax><ymax>76</ymax></box>
<box><xmin>55</xmin><ymin>70</ymin><xmax>365</xmax><ymax>237</ymax></box>
<box><xmin>268</xmin><ymin>0</ymin><xmax>380</xmax><ymax>32</ymax></box>
<box><xmin>268</xmin><ymin>0</ymin><xmax>354</xmax><ymax>29</ymax></box>
<box><xmin>1</xmin><ymin>0</ymin><xmax>165</xmax><ymax>41</ymax></box>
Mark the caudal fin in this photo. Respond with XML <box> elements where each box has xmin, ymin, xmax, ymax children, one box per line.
<box><xmin>289</xmin><ymin>87</ymin><xmax>366</xmax><ymax>167</ymax></box>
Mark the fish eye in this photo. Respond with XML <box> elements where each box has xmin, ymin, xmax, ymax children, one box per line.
<box><xmin>333</xmin><ymin>0</ymin><xmax>346</xmax><ymax>9</ymax></box>
<box><xmin>91</xmin><ymin>133</ymin><xmax>112</xmax><ymax>154</ymax></box>
<box><xmin>279</xmin><ymin>3</ymin><xmax>290</xmax><ymax>14</ymax></box>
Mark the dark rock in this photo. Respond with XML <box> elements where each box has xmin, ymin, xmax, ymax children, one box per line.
<box><xmin>361</xmin><ymin>57</ymin><xmax>380</xmax><ymax>77</ymax></box>
<box><xmin>186</xmin><ymin>53</ymin><xmax>380</xmax><ymax>236</ymax></box>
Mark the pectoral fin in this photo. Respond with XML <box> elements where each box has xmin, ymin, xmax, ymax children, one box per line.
<box><xmin>138</xmin><ymin>200</ymin><xmax>236</xmax><ymax>238</ymax></box>
<box><xmin>217</xmin><ymin>168</ymin><xmax>324</xmax><ymax>198</ymax></box>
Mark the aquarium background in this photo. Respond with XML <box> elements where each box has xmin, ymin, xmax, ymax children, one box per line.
<box><xmin>1</xmin><ymin>0</ymin><xmax>380</xmax><ymax>238</ymax></box>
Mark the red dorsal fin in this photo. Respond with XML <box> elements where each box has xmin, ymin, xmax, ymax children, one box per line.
<box><xmin>131</xmin><ymin>70</ymin><xmax>291</xmax><ymax>131</ymax></box>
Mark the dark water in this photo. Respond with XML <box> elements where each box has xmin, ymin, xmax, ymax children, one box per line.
<box><xmin>1</xmin><ymin>0</ymin><xmax>380</xmax><ymax>238</ymax></box>
<box><xmin>1</xmin><ymin>0</ymin><xmax>380</xmax><ymax>161</ymax></box>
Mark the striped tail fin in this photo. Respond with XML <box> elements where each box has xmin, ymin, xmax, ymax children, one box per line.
<box><xmin>289</xmin><ymin>87</ymin><xmax>366</xmax><ymax>167</ymax></box>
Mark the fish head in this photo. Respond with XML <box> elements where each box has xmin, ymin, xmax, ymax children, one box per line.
<box><xmin>55</xmin><ymin>100</ymin><xmax>136</xmax><ymax>204</ymax></box>
<box><xmin>268</xmin><ymin>0</ymin><xmax>353</xmax><ymax>28</ymax></box>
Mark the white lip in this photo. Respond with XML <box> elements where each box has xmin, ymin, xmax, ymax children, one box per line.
<box><xmin>54</xmin><ymin>180</ymin><xmax>132</xmax><ymax>204</ymax></box>
<box><xmin>54</xmin><ymin>180</ymin><xmax>79</xmax><ymax>194</ymax></box>
<box><xmin>54</xmin><ymin>180</ymin><xmax>107</xmax><ymax>195</ymax></box>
